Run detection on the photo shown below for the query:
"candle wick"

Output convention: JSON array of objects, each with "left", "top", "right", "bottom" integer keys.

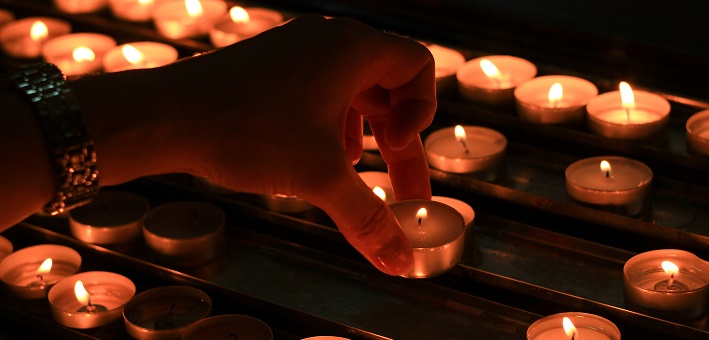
[
  {"left": 625, "top": 108, "right": 631, "bottom": 123},
  {"left": 36, "top": 274, "right": 44, "bottom": 281},
  {"left": 571, "top": 332, "right": 576, "bottom": 340},
  {"left": 494, "top": 78, "right": 501, "bottom": 90},
  {"left": 418, "top": 217, "right": 422, "bottom": 225},
  {"left": 459, "top": 140, "right": 470, "bottom": 154},
  {"left": 605, "top": 171, "right": 610, "bottom": 178}
]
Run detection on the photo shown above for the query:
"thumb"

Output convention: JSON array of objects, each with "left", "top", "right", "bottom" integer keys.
[{"left": 308, "top": 167, "right": 414, "bottom": 276}]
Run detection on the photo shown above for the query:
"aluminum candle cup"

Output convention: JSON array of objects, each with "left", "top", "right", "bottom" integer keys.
[
  {"left": 685, "top": 109, "right": 709, "bottom": 156},
  {"left": 261, "top": 194, "right": 314, "bottom": 213},
  {"left": 0, "top": 235, "right": 12, "bottom": 262},
  {"left": 0, "top": 244, "right": 81, "bottom": 299},
  {"left": 69, "top": 191, "right": 149, "bottom": 245},
  {"left": 358, "top": 171, "right": 395, "bottom": 204},
  {"left": 209, "top": 7, "right": 283, "bottom": 47},
  {"left": 586, "top": 90, "right": 671, "bottom": 140},
  {"left": 0, "top": 17, "right": 71, "bottom": 59},
  {"left": 526, "top": 312, "right": 620, "bottom": 340},
  {"left": 182, "top": 314, "right": 273, "bottom": 340},
  {"left": 624, "top": 249, "right": 709, "bottom": 322},
  {"left": 42, "top": 33, "right": 117, "bottom": 77},
  {"left": 424, "top": 125, "right": 507, "bottom": 180},
  {"left": 514, "top": 75, "right": 598, "bottom": 125},
  {"left": 432, "top": 196, "right": 475, "bottom": 230},
  {"left": 426, "top": 44, "right": 465, "bottom": 97},
  {"left": 103, "top": 42, "right": 178, "bottom": 72},
  {"left": 457, "top": 55, "right": 536, "bottom": 105},
  {"left": 109, "top": 0, "right": 156, "bottom": 22},
  {"left": 123, "top": 286, "right": 212, "bottom": 339},
  {"left": 53, "top": 0, "right": 107, "bottom": 14},
  {"left": 49, "top": 271, "right": 135, "bottom": 328},
  {"left": 143, "top": 201, "right": 225, "bottom": 267},
  {"left": 390, "top": 200, "right": 465, "bottom": 278},
  {"left": 153, "top": 0, "right": 227, "bottom": 39}
]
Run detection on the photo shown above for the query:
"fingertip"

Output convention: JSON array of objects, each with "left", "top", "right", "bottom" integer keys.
[
  {"left": 374, "top": 231, "right": 414, "bottom": 276},
  {"left": 384, "top": 99, "right": 435, "bottom": 151}
]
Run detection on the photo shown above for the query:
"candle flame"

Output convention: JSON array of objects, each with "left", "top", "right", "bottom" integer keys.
[
  {"left": 416, "top": 208, "right": 427, "bottom": 225},
  {"left": 662, "top": 261, "right": 679, "bottom": 278},
  {"left": 600, "top": 160, "right": 612, "bottom": 178},
  {"left": 548, "top": 82, "right": 563, "bottom": 104},
  {"left": 454, "top": 125, "right": 467, "bottom": 143},
  {"left": 185, "top": 0, "right": 204, "bottom": 18},
  {"left": 230, "top": 6, "right": 250, "bottom": 23},
  {"left": 72, "top": 47, "right": 95, "bottom": 62},
  {"left": 138, "top": 0, "right": 153, "bottom": 4},
  {"left": 372, "top": 186, "right": 386, "bottom": 202},
  {"left": 74, "top": 280, "right": 90, "bottom": 305},
  {"left": 122, "top": 44, "right": 144, "bottom": 65},
  {"left": 30, "top": 21, "right": 48, "bottom": 41},
  {"left": 619, "top": 81, "right": 636, "bottom": 110},
  {"left": 562, "top": 317, "right": 577, "bottom": 339},
  {"left": 37, "top": 258, "right": 52, "bottom": 275},
  {"left": 479, "top": 59, "right": 501, "bottom": 81}
]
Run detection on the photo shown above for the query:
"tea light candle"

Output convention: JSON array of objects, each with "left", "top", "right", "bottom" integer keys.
[
  {"left": 390, "top": 200, "right": 465, "bottom": 278},
  {"left": 261, "top": 194, "right": 314, "bottom": 214},
  {"left": 514, "top": 75, "right": 598, "bottom": 125},
  {"left": 0, "top": 9, "right": 14, "bottom": 27},
  {"left": 624, "top": 249, "right": 709, "bottom": 322},
  {"left": 0, "top": 235, "right": 12, "bottom": 262},
  {"left": 42, "top": 33, "right": 116, "bottom": 77},
  {"left": 123, "top": 286, "right": 212, "bottom": 339},
  {"left": 424, "top": 125, "right": 507, "bottom": 176},
  {"left": 358, "top": 171, "right": 395, "bottom": 204},
  {"left": 526, "top": 312, "right": 620, "bottom": 340},
  {"left": 53, "top": 0, "right": 108, "bottom": 14},
  {"left": 69, "top": 191, "right": 150, "bottom": 245},
  {"left": 0, "top": 244, "right": 81, "bottom": 299},
  {"left": 153, "top": 0, "right": 227, "bottom": 39},
  {"left": 143, "top": 201, "right": 225, "bottom": 267},
  {"left": 209, "top": 6, "right": 283, "bottom": 47},
  {"left": 182, "top": 314, "right": 273, "bottom": 339},
  {"left": 587, "top": 82, "right": 671, "bottom": 140},
  {"left": 48, "top": 271, "right": 135, "bottom": 329},
  {"left": 457, "top": 55, "right": 536, "bottom": 105},
  {"left": 0, "top": 17, "right": 71, "bottom": 59},
  {"left": 425, "top": 44, "right": 465, "bottom": 96},
  {"left": 685, "top": 109, "right": 709, "bottom": 156},
  {"left": 565, "top": 156, "right": 652, "bottom": 217},
  {"left": 103, "top": 42, "right": 178, "bottom": 72},
  {"left": 109, "top": 0, "right": 156, "bottom": 22}
]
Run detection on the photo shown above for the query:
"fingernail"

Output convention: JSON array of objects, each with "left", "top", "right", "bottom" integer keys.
[{"left": 375, "top": 236, "right": 413, "bottom": 276}]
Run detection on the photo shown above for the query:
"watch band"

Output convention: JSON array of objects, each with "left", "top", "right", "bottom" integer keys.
[{"left": 4, "top": 63, "right": 99, "bottom": 215}]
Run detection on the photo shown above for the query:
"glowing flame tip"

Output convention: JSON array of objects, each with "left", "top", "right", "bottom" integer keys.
[
  {"left": 72, "top": 47, "right": 95, "bottom": 62},
  {"left": 37, "top": 258, "right": 52, "bottom": 274},
  {"left": 619, "top": 81, "right": 636, "bottom": 109},
  {"left": 122, "top": 44, "right": 144, "bottom": 65},
  {"left": 185, "top": 0, "right": 204, "bottom": 17},
  {"left": 230, "top": 6, "right": 250, "bottom": 23},
  {"left": 373, "top": 186, "right": 386, "bottom": 201},
  {"left": 548, "top": 82, "right": 563, "bottom": 103},
  {"left": 662, "top": 261, "right": 679, "bottom": 277},
  {"left": 454, "top": 125, "right": 467, "bottom": 142},
  {"left": 30, "top": 21, "right": 48, "bottom": 41},
  {"left": 562, "top": 317, "right": 577, "bottom": 338},
  {"left": 74, "top": 280, "right": 90, "bottom": 305},
  {"left": 480, "top": 59, "right": 501, "bottom": 80}
]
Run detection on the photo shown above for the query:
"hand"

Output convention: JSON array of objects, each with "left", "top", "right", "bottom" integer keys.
[{"left": 74, "top": 15, "right": 436, "bottom": 276}]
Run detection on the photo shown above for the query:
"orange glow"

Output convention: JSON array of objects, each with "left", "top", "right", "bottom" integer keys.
[
  {"left": 74, "top": 280, "right": 90, "bottom": 305},
  {"left": 229, "top": 6, "right": 250, "bottom": 23},
  {"left": 600, "top": 160, "right": 611, "bottom": 177},
  {"left": 619, "top": 81, "right": 636, "bottom": 110},
  {"left": 185, "top": 0, "right": 203, "bottom": 18},
  {"left": 562, "top": 317, "right": 577, "bottom": 338},
  {"left": 72, "top": 47, "right": 95, "bottom": 62},
  {"left": 548, "top": 82, "right": 563, "bottom": 105},
  {"left": 138, "top": 0, "right": 153, "bottom": 4},
  {"left": 30, "top": 21, "right": 48, "bottom": 41},
  {"left": 479, "top": 59, "right": 501, "bottom": 81},
  {"left": 121, "top": 44, "right": 144, "bottom": 65},
  {"left": 454, "top": 125, "right": 467, "bottom": 143},
  {"left": 662, "top": 261, "right": 679, "bottom": 278},
  {"left": 416, "top": 208, "right": 427, "bottom": 225},
  {"left": 37, "top": 258, "right": 52, "bottom": 275},
  {"left": 372, "top": 186, "right": 386, "bottom": 202}
]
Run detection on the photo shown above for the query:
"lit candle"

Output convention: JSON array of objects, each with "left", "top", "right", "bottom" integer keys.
[
  {"left": 685, "top": 109, "right": 709, "bottom": 156},
  {"left": 261, "top": 194, "right": 314, "bottom": 214},
  {"left": 0, "top": 235, "right": 12, "bottom": 262},
  {"left": 48, "top": 271, "right": 135, "bottom": 329},
  {"left": 0, "top": 17, "right": 71, "bottom": 59},
  {"left": 69, "top": 191, "right": 150, "bottom": 246},
  {"left": 42, "top": 33, "right": 117, "bottom": 76},
  {"left": 182, "top": 314, "right": 273, "bottom": 339},
  {"left": 425, "top": 44, "right": 465, "bottom": 96},
  {"left": 457, "top": 55, "right": 536, "bottom": 105},
  {"left": 624, "top": 249, "right": 709, "bottom": 322},
  {"left": 515, "top": 75, "right": 598, "bottom": 125},
  {"left": 0, "top": 244, "right": 81, "bottom": 299},
  {"left": 103, "top": 42, "right": 178, "bottom": 72},
  {"left": 108, "top": 0, "right": 155, "bottom": 22},
  {"left": 53, "top": 0, "right": 108, "bottom": 14},
  {"left": 424, "top": 125, "right": 507, "bottom": 177},
  {"left": 358, "top": 171, "right": 395, "bottom": 204},
  {"left": 527, "top": 313, "right": 620, "bottom": 340},
  {"left": 209, "top": 6, "right": 283, "bottom": 48},
  {"left": 153, "top": 0, "right": 227, "bottom": 39},
  {"left": 142, "top": 201, "right": 226, "bottom": 267},
  {"left": 389, "top": 200, "right": 465, "bottom": 278},
  {"left": 123, "top": 286, "right": 212, "bottom": 339},
  {"left": 586, "top": 82, "right": 671, "bottom": 140},
  {"left": 565, "top": 156, "right": 652, "bottom": 217}
]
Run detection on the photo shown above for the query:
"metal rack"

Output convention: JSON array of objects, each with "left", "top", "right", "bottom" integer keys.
[{"left": 1, "top": 0, "right": 708, "bottom": 338}]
